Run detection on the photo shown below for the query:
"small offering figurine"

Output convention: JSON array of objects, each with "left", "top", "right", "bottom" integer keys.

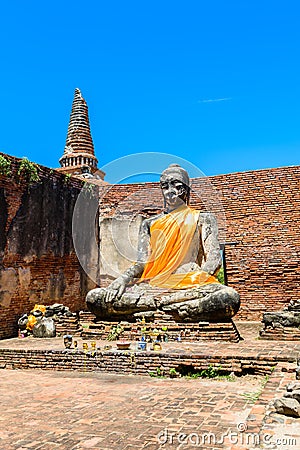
[
  {"left": 153, "top": 341, "right": 162, "bottom": 351},
  {"left": 63, "top": 334, "right": 73, "bottom": 349},
  {"left": 82, "top": 342, "right": 88, "bottom": 351},
  {"left": 137, "top": 335, "right": 147, "bottom": 351}
]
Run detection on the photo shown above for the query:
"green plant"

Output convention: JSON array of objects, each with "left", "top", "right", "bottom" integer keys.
[
  {"left": 263, "top": 374, "right": 270, "bottom": 385},
  {"left": 107, "top": 323, "right": 124, "bottom": 341},
  {"left": 17, "top": 157, "right": 40, "bottom": 184},
  {"left": 177, "top": 364, "right": 223, "bottom": 379},
  {"left": 63, "top": 173, "right": 72, "bottom": 184},
  {"left": 199, "top": 364, "right": 221, "bottom": 378},
  {"left": 169, "top": 368, "right": 179, "bottom": 378},
  {"left": 217, "top": 373, "right": 236, "bottom": 382},
  {"left": 149, "top": 367, "right": 165, "bottom": 378},
  {"left": 0, "top": 155, "right": 11, "bottom": 176},
  {"left": 216, "top": 266, "right": 225, "bottom": 284},
  {"left": 83, "top": 181, "right": 97, "bottom": 199},
  {"left": 241, "top": 374, "right": 270, "bottom": 404},
  {"left": 241, "top": 390, "right": 261, "bottom": 404}
]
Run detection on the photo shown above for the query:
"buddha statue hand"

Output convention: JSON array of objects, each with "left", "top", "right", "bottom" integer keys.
[{"left": 105, "top": 276, "right": 127, "bottom": 302}]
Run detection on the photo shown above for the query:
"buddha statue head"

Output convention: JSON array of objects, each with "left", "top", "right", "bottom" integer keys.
[{"left": 160, "top": 164, "right": 190, "bottom": 209}]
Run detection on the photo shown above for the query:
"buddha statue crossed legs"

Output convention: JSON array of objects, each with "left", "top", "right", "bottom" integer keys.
[{"left": 86, "top": 164, "right": 240, "bottom": 322}]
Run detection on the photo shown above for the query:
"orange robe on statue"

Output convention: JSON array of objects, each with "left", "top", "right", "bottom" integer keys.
[{"left": 140, "top": 205, "right": 218, "bottom": 289}]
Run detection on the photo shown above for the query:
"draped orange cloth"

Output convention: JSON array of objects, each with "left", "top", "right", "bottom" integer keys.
[{"left": 140, "top": 205, "right": 218, "bottom": 289}]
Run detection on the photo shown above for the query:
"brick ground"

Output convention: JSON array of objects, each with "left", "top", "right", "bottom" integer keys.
[
  {"left": 0, "top": 369, "right": 264, "bottom": 450},
  {"left": 0, "top": 322, "right": 299, "bottom": 450},
  {"left": 250, "top": 367, "right": 300, "bottom": 450}
]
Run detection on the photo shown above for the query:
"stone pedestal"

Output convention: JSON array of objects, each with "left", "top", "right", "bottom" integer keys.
[
  {"left": 260, "top": 300, "right": 300, "bottom": 341},
  {"left": 79, "top": 311, "right": 241, "bottom": 342}
]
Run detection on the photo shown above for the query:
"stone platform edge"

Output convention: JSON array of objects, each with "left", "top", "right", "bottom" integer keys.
[{"left": 0, "top": 346, "right": 296, "bottom": 377}]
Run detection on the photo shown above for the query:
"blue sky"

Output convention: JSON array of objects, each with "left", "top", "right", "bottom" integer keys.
[{"left": 1, "top": 0, "right": 299, "bottom": 182}]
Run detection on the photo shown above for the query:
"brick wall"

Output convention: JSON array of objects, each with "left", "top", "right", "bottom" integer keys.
[
  {"left": 98, "top": 166, "right": 300, "bottom": 321},
  {"left": 0, "top": 347, "right": 281, "bottom": 376},
  {"left": 0, "top": 154, "right": 96, "bottom": 339},
  {"left": 1, "top": 152, "right": 299, "bottom": 335}
]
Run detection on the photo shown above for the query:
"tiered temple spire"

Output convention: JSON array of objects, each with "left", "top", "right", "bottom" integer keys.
[{"left": 58, "top": 88, "right": 103, "bottom": 177}]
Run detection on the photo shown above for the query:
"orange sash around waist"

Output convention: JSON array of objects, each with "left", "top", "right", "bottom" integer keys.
[{"left": 140, "top": 205, "right": 218, "bottom": 289}]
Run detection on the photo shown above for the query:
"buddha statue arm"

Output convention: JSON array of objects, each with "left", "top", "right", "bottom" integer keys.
[{"left": 199, "top": 213, "right": 222, "bottom": 276}]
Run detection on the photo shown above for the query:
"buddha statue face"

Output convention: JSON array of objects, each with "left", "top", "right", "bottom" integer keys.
[{"left": 160, "top": 164, "right": 190, "bottom": 211}]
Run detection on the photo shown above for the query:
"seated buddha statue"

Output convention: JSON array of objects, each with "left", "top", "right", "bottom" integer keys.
[{"left": 86, "top": 164, "right": 240, "bottom": 322}]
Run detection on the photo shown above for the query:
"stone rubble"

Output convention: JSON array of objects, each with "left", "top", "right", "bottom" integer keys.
[
  {"left": 260, "top": 299, "right": 300, "bottom": 340},
  {"left": 274, "top": 381, "right": 300, "bottom": 418},
  {"left": 18, "top": 303, "right": 81, "bottom": 338}
]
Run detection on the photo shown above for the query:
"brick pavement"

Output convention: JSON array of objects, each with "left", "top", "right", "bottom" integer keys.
[
  {"left": 0, "top": 369, "right": 265, "bottom": 450},
  {"left": 0, "top": 322, "right": 299, "bottom": 449},
  {"left": 247, "top": 366, "right": 300, "bottom": 450}
]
